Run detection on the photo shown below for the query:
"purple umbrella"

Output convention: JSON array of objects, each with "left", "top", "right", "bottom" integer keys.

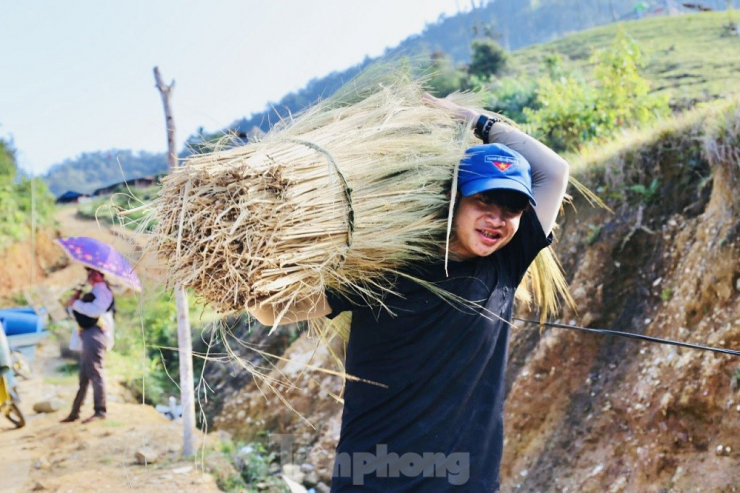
[{"left": 56, "top": 236, "right": 141, "bottom": 292}]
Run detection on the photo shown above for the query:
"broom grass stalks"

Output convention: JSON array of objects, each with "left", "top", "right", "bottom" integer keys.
[
  {"left": 142, "top": 69, "right": 574, "bottom": 339},
  {"left": 147, "top": 74, "right": 471, "bottom": 313}
]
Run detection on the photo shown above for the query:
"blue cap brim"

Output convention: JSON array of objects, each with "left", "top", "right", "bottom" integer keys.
[{"left": 459, "top": 177, "right": 537, "bottom": 206}]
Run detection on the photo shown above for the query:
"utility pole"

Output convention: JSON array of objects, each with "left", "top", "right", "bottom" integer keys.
[
  {"left": 30, "top": 165, "right": 36, "bottom": 286},
  {"left": 153, "top": 66, "right": 196, "bottom": 458}
]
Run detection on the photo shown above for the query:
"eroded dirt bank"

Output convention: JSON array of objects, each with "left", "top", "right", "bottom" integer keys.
[
  {"left": 501, "top": 104, "right": 740, "bottom": 492},
  {"left": 211, "top": 103, "right": 740, "bottom": 491}
]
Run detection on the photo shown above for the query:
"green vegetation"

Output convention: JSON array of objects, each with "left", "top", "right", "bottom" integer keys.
[
  {"left": 43, "top": 149, "right": 166, "bottom": 197},
  {"left": 107, "top": 291, "right": 183, "bottom": 405},
  {"left": 0, "top": 139, "right": 56, "bottom": 250},
  {"left": 628, "top": 178, "right": 661, "bottom": 205},
  {"left": 76, "top": 184, "right": 159, "bottom": 231},
  {"left": 214, "top": 438, "right": 288, "bottom": 493},
  {"left": 43, "top": 374, "right": 77, "bottom": 386},
  {"left": 427, "top": 30, "right": 672, "bottom": 153},
  {"left": 427, "top": 37, "right": 509, "bottom": 95},
  {"left": 523, "top": 34, "right": 670, "bottom": 151},
  {"left": 660, "top": 288, "right": 673, "bottom": 302},
  {"left": 425, "top": 13, "right": 739, "bottom": 155},
  {"left": 426, "top": 52, "right": 468, "bottom": 97},
  {"left": 55, "top": 361, "right": 80, "bottom": 375},
  {"left": 586, "top": 224, "right": 604, "bottom": 245},
  {"left": 573, "top": 95, "right": 738, "bottom": 212},
  {"left": 468, "top": 38, "right": 508, "bottom": 81},
  {"left": 509, "top": 11, "right": 740, "bottom": 105}
]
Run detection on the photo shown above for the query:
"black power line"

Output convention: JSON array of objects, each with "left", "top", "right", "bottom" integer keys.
[{"left": 514, "top": 318, "right": 740, "bottom": 357}]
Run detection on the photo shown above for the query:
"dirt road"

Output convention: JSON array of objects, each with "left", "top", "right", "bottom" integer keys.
[
  {"left": 0, "top": 206, "right": 224, "bottom": 492},
  {"left": 0, "top": 340, "right": 222, "bottom": 493}
]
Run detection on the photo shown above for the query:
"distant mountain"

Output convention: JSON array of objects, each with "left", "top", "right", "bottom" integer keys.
[
  {"left": 43, "top": 150, "right": 167, "bottom": 197},
  {"left": 216, "top": 0, "right": 640, "bottom": 141},
  {"left": 46, "top": 0, "right": 739, "bottom": 188}
]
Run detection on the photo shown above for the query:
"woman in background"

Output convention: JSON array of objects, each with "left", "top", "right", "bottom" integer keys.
[{"left": 60, "top": 268, "right": 115, "bottom": 424}]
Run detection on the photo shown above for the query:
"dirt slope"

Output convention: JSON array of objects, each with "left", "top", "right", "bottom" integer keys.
[
  {"left": 0, "top": 341, "right": 221, "bottom": 493},
  {"left": 500, "top": 103, "right": 740, "bottom": 491}
]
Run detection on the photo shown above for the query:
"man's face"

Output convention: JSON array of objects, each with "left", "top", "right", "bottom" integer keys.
[{"left": 449, "top": 192, "right": 523, "bottom": 260}]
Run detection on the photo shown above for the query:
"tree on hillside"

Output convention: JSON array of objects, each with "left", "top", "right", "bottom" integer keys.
[
  {"left": 468, "top": 38, "right": 508, "bottom": 79},
  {"left": 0, "top": 138, "right": 55, "bottom": 249},
  {"left": 524, "top": 34, "right": 670, "bottom": 151},
  {"left": 426, "top": 51, "right": 467, "bottom": 97},
  {"left": 0, "top": 139, "right": 17, "bottom": 180}
]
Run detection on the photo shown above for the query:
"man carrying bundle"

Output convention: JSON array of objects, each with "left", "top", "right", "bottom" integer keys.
[{"left": 252, "top": 94, "right": 568, "bottom": 492}]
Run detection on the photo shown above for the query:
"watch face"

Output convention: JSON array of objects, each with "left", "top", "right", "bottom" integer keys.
[{"left": 475, "top": 115, "right": 489, "bottom": 138}]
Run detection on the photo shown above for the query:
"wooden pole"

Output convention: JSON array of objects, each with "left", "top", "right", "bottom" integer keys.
[
  {"left": 30, "top": 166, "right": 36, "bottom": 286},
  {"left": 153, "top": 66, "right": 196, "bottom": 458},
  {"left": 154, "top": 67, "right": 178, "bottom": 173},
  {"left": 174, "top": 282, "right": 195, "bottom": 457}
]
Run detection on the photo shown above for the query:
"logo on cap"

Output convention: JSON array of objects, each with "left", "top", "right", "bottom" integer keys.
[{"left": 485, "top": 155, "right": 516, "bottom": 172}]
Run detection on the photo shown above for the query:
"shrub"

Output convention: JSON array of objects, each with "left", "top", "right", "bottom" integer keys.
[
  {"left": 486, "top": 76, "right": 539, "bottom": 123},
  {"left": 426, "top": 51, "right": 467, "bottom": 97},
  {"left": 468, "top": 38, "right": 508, "bottom": 80},
  {"left": 525, "top": 33, "right": 670, "bottom": 152},
  {"left": 524, "top": 72, "right": 599, "bottom": 151},
  {"left": 0, "top": 139, "right": 56, "bottom": 249}
]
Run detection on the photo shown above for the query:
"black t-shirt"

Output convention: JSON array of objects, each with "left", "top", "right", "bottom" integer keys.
[{"left": 325, "top": 209, "right": 551, "bottom": 492}]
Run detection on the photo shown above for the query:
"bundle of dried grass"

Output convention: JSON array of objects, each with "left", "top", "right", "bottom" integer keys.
[
  {"left": 148, "top": 71, "right": 477, "bottom": 316},
  {"left": 143, "top": 68, "right": 572, "bottom": 328}
]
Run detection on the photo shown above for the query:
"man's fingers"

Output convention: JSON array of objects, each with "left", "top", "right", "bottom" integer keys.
[
  {"left": 421, "top": 92, "right": 439, "bottom": 106},
  {"left": 421, "top": 93, "right": 478, "bottom": 122}
]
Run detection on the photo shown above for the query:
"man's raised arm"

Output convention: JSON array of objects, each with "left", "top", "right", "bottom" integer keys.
[
  {"left": 488, "top": 124, "right": 569, "bottom": 236},
  {"left": 422, "top": 93, "right": 569, "bottom": 235}
]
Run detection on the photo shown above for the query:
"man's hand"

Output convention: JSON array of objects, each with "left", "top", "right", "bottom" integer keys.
[
  {"left": 422, "top": 93, "right": 480, "bottom": 123},
  {"left": 247, "top": 292, "right": 331, "bottom": 326}
]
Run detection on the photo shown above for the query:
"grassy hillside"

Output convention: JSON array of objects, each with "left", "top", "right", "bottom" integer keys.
[{"left": 509, "top": 11, "right": 740, "bottom": 104}]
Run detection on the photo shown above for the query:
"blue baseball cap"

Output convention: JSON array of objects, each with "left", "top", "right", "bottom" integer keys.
[{"left": 458, "top": 143, "right": 536, "bottom": 206}]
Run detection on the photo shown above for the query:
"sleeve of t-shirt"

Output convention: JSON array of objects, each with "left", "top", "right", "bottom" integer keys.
[
  {"left": 498, "top": 207, "right": 553, "bottom": 283},
  {"left": 325, "top": 288, "right": 360, "bottom": 319}
]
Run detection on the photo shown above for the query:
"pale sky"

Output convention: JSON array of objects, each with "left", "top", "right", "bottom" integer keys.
[{"left": 1, "top": 0, "right": 471, "bottom": 175}]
